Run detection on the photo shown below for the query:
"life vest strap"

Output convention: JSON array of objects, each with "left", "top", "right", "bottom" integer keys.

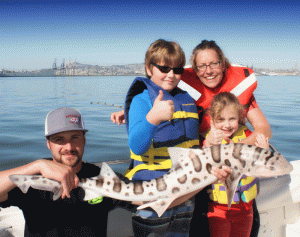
[
  {"left": 238, "top": 177, "right": 259, "bottom": 193},
  {"left": 172, "top": 111, "right": 199, "bottom": 120},
  {"left": 124, "top": 160, "right": 172, "bottom": 179},
  {"left": 231, "top": 73, "right": 256, "bottom": 97},
  {"left": 134, "top": 139, "right": 200, "bottom": 158},
  {"left": 125, "top": 139, "right": 199, "bottom": 179}
]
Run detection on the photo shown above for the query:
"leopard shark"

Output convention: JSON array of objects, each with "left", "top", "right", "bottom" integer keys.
[{"left": 9, "top": 143, "right": 293, "bottom": 217}]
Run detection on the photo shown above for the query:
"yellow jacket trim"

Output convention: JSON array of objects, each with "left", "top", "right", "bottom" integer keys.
[
  {"left": 172, "top": 111, "right": 199, "bottom": 120},
  {"left": 125, "top": 139, "right": 199, "bottom": 179}
]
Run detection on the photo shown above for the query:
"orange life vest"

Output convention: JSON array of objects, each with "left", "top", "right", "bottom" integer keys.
[{"left": 179, "top": 65, "right": 257, "bottom": 134}]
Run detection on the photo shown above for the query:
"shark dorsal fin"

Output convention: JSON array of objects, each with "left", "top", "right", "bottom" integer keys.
[
  {"left": 168, "top": 147, "right": 189, "bottom": 172},
  {"left": 99, "top": 162, "right": 118, "bottom": 178}
]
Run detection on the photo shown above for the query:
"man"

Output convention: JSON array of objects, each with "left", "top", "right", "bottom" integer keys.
[{"left": 0, "top": 107, "right": 132, "bottom": 236}]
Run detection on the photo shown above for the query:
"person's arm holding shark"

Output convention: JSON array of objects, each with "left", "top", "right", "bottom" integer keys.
[{"left": 0, "top": 159, "right": 78, "bottom": 203}]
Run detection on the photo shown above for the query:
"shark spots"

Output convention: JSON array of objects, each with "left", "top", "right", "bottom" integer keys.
[
  {"left": 156, "top": 177, "right": 167, "bottom": 191},
  {"left": 177, "top": 174, "right": 187, "bottom": 184},
  {"left": 189, "top": 150, "right": 202, "bottom": 172},
  {"left": 253, "top": 147, "right": 263, "bottom": 160},
  {"left": 96, "top": 177, "right": 104, "bottom": 188},
  {"left": 174, "top": 163, "right": 183, "bottom": 171},
  {"left": 206, "top": 163, "right": 212, "bottom": 174},
  {"left": 264, "top": 152, "right": 275, "bottom": 165},
  {"left": 233, "top": 143, "right": 246, "bottom": 168},
  {"left": 233, "top": 143, "right": 243, "bottom": 159},
  {"left": 133, "top": 182, "right": 144, "bottom": 195},
  {"left": 224, "top": 159, "right": 231, "bottom": 167},
  {"left": 211, "top": 145, "right": 221, "bottom": 163},
  {"left": 172, "top": 187, "right": 180, "bottom": 194},
  {"left": 192, "top": 178, "right": 200, "bottom": 185},
  {"left": 113, "top": 177, "right": 122, "bottom": 193}
]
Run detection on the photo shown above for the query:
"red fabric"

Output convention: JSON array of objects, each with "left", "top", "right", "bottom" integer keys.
[
  {"left": 208, "top": 203, "right": 253, "bottom": 237},
  {"left": 181, "top": 66, "right": 258, "bottom": 134}
]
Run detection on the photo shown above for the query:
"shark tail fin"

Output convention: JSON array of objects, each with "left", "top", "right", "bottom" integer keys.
[
  {"left": 137, "top": 197, "right": 176, "bottom": 217},
  {"left": 9, "top": 175, "right": 31, "bottom": 194}
]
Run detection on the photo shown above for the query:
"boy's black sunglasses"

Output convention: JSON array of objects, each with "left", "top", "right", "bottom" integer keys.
[{"left": 151, "top": 63, "right": 184, "bottom": 75}]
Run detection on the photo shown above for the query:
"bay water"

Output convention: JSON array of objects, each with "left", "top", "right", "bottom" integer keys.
[{"left": 1, "top": 75, "right": 299, "bottom": 173}]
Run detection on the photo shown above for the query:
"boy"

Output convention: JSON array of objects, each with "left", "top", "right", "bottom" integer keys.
[{"left": 124, "top": 39, "right": 200, "bottom": 237}]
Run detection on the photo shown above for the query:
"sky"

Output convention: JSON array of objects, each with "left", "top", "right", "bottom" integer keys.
[{"left": 1, "top": 0, "right": 299, "bottom": 70}]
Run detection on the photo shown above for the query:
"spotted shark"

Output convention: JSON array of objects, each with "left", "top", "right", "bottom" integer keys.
[{"left": 9, "top": 143, "right": 293, "bottom": 217}]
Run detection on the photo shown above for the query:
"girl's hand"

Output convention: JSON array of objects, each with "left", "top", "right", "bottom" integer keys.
[
  {"left": 205, "top": 121, "right": 224, "bottom": 147},
  {"left": 211, "top": 166, "right": 232, "bottom": 183}
]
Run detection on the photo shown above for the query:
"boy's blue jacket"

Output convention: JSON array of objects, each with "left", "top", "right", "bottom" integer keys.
[{"left": 124, "top": 77, "right": 200, "bottom": 180}]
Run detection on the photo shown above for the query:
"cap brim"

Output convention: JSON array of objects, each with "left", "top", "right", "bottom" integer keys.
[{"left": 45, "top": 128, "right": 88, "bottom": 137}]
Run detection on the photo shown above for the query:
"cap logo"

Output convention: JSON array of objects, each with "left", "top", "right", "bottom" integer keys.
[
  {"left": 70, "top": 117, "right": 79, "bottom": 123},
  {"left": 66, "top": 114, "right": 79, "bottom": 124}
]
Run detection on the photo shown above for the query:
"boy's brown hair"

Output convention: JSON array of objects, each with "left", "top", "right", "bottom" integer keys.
[{"left": 145, "top": 39, "right": 185, "bottom": 79}]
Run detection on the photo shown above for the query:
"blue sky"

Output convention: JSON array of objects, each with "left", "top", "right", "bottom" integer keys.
[{"left": 1, "top": 0, "right": 299, "bottom": 70}]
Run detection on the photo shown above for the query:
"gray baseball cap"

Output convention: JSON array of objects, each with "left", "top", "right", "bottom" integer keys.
[{"left": 45, "top": 107, "right": 88, "bottom": 137}]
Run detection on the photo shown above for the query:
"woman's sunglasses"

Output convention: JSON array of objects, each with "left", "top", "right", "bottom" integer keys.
[{"left": 151, "top": 63, "right": 184, "bottom": 75}]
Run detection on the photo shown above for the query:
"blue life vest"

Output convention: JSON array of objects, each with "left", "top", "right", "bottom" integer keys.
[{"left": 124, "top": 77, "right": 199, "bottom": 180}]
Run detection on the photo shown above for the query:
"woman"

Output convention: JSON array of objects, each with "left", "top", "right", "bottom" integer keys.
[
  {"left": 179, "top": 40, "right": 272, "bottom": 147},
  {"left": 182, "top": 40, "right": 271, "bottom": 237}
]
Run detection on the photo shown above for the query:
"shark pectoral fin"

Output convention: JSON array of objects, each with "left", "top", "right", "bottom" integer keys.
[
  {"left": 82, "top": 189, "right": 102, "bottom": 201},
  {"left": 137, "top": 197, "right": 176, "bottom": 217},
  {"left": 223, "top": 174, "right": 243, "bottom": 209}
]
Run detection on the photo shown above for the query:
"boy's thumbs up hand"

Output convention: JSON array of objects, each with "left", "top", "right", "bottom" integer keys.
[
  {"left": 154, "top": 89, "right": 164, "bottom": 103},
  {"left": 147, "top": 90, "right": 175, "bottom": 125}
]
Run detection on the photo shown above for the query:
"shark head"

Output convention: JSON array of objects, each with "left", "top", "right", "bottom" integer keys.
[
  {"left": 168, "top": 144, "right": 293, "bottom": 210},
  {"left": 243, "top": 147, "right": 293, "bottom": 178}
]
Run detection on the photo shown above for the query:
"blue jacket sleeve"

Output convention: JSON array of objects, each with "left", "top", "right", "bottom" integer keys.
[{"left": 128, "top": 90, "right": 158, "bottom": 155}]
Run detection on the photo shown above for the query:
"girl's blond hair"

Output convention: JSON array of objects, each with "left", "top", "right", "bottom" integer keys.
[{"left": 209, "top": 92, "right": 246, "bottom": 125}]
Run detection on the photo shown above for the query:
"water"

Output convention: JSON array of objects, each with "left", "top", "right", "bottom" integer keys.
[{"left": 1, "top": 75, "right": 299, "bottom": 173}]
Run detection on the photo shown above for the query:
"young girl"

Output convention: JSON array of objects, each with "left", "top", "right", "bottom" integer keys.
[{"left": 204, "top": 92, "right": 269, "bottom": 237}]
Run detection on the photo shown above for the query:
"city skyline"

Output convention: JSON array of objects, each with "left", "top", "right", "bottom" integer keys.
[{"left": 1, "top": 0, "right": 299, "bottom": 70}]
